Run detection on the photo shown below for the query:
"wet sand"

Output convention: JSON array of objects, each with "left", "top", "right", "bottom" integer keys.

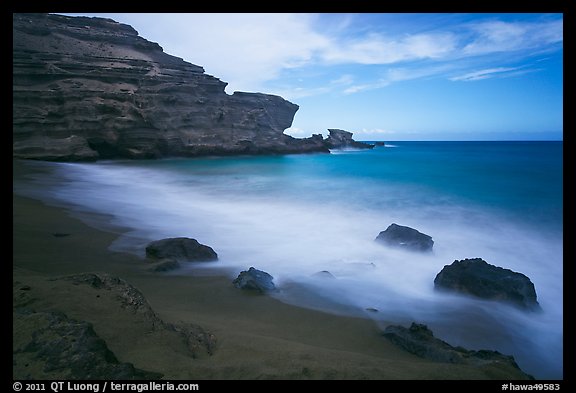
[{"left": 13, "top": 160, "right": 531, "bottom": 380}]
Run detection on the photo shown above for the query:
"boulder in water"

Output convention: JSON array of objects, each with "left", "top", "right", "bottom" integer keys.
[
  {"left": 145, "top": 237, "right": 218, "bottom": 262},
  {"left": 233, "top": 267, "right": 276, "bottom": 293},
  {"left": 434, "top": 258, "right": 541, "bottom": 311},
  {"left": 375, "top": 223, "right": 434, "bottom": 252}
]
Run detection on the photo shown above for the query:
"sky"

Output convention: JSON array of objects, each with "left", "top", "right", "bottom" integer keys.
[{"left": 62, "top": 13, "right": 563, "bottom": 141}]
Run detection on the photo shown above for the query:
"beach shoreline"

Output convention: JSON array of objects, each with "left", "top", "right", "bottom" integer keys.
[{"left": 12, "top": 159, "right": 534, "bottom": 380}]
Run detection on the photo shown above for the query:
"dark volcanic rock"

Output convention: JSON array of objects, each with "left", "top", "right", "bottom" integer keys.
[
  {"left": 12, "top": 13, "right": 330, "bottom": 161},
  {"left": 434, "top": 258, "right": 541, "bottom": 311},
  {"left": 13, "top": 309, "right": 163, "bottom": 380},
  {"left": 383, "top": 322, "right": 533, "bottom": 379},
  {"left": 375, "top": 223, "right": 434, "bottom": 252},
  {"left": 233, "top": 267, "right": 276, "bottom": 293},
  {"left": 324, "top": 129, "right": 374, "bottom": 149},
  {"left": 145, "top": 237, "right": 218, "bottom": 262},
  {"left": 312, "top": 270, "right": 336, "bottom": 279}
]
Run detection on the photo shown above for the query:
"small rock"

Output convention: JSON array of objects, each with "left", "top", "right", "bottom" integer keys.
[
  {"left": 375, "top": 223, "right": 434, "bottom": 252},
  {"left": 233, "top": 267, "right": 276, "bottom": 293},
  {"left": 145, "top": 237, "right": 218, "bottom": 262},
  {"left": 312, "top": 270, "right": 336, "bottom": 279}
]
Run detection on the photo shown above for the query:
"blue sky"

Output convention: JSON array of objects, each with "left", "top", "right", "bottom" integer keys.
[{"left": 62, "top": 13, "right": 563, "bottom": 141}]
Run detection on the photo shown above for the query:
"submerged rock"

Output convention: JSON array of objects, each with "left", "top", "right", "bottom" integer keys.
[
  {"left": 434, "top": 258, "right": 541, "bottom": 311},
  {"left": 383, "top": 322, "right": 533, "bottom": 379},
  {"left": 312, "top": 270, "right": 336, "bottom": 279},
  {"left": 375, "top": 223, "right": 434, "bottom": 252},
  {"left": 145, "top": 237, "right": 218, "bottom": 262},
  {"left": 233, "top": 267, "right": 276, "bottom": 293}
]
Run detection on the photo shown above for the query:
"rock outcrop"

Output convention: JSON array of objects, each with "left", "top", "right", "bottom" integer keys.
[
  {"left": 13, "top": 309, "right": 163, "bottom": 380},
  {"left": 13, "top": 13, "right": 336, "bottom": 161},
  {"left": 434, "top": 258, "right": 541, "bottom": 311},
  {"left": 60, "top": 273, "right": 217, "bottom": 356},
  {"left": 145, "top": 237, "right": 218, "bottom": 262},
  {"left": 375, "top": 223, "right": 434, "bottom": 252},
  {"left": 324, "top": 129, "right": 374, "bottom": 150},
  {"left": 13, "top": 272, "right": 217, "bottom": 379},
  {"left": 233, "top": 267, "right": 276, "bottom": 293},
  {"left": 382, "top": 322, "right": 533, "bottom": 379}
]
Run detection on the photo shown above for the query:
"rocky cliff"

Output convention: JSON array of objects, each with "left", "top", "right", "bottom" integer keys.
[{"left": 13, "top": 13, "right": 353, "bottom": 161}]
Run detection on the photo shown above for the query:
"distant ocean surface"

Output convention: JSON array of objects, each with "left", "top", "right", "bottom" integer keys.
[{"left": 15, "top": 141, "right": 563, "bottom": 379}]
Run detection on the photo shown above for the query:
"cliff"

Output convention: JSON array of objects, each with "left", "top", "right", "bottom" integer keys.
[{"left": 13, "top": 13, "right": 344, "bottom": 161}]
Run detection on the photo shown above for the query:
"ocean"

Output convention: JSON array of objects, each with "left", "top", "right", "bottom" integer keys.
[{"left": 14, "top": 141, "right": 563, "bottom": 379}]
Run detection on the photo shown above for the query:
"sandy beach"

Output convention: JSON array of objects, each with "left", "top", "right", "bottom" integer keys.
[{"left": 13, "top": 160, "right": 533, "bottom": 380}]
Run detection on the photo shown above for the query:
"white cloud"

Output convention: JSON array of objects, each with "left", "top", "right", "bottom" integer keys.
[
  {"left": 86, "top": 13, "right": 330, "bottom": 94},
  {"left": 330, "top": 74, "right": 355, "bottom": 85},
  {"left": 450, "top": 66, "right": 528, "bottom": 81},
  {"left": 463, "top": 19, "right": 563, "bottom": 55},
  {"left": 343, "top": 65, "right": 453, "bottom": 94},
  {"left": 359, "top": 128, "right": 398, "bottom": 135},
  {"left": 62, "top": 13, "right": 563, "bottom": 97},
  {"left": 284, "top": 127, "right": 308, "bottom": 136},
  {"left": 320, "top": 32, "right": 457, "bottom": 65}
]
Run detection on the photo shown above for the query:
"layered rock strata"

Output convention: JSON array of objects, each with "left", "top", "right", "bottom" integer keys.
[{"left": 13, "top": 13, "right": 349, "bottom": 161}]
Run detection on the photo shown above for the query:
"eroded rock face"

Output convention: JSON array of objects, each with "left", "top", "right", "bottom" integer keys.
[
  {"left": 434, "top": 258, "right": 541, "bottom": 311},
  {"left": 12, "top": 13, "right": 329, "bottom": 161},
  {"left": 375, "top": 223, "right": 434, "bottom": 252}
]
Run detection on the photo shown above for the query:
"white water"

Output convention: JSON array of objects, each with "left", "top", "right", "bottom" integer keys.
[{"left": 14, "top": 159, "right": 563, "bottom": 379}]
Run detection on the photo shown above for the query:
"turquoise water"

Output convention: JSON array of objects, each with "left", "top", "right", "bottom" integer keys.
[{"left": 16, "top": 141, "right": 563, "bottom": 379}]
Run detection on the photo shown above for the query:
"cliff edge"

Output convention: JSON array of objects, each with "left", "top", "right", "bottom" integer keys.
[{"left": 13, "top": 13, "right": 336, "bottom": 161}]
